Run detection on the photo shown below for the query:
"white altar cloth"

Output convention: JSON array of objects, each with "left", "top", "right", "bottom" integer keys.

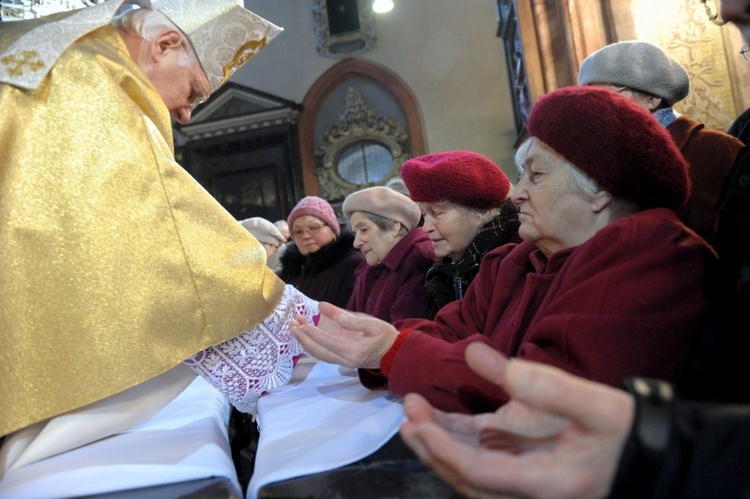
[
  {"left": 0, "top": 375, "right": 240, "bottom": 498},
  {"left": 246, "top": 359, "right": 405, "bottom": 499}
]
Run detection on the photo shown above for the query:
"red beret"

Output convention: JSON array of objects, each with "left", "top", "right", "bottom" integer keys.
[
  {"left": 401, "top": 151, "right": 511, "bottom": 209},
  {"left": 527, "top": 86, "right": 690, "bottom": 209}
]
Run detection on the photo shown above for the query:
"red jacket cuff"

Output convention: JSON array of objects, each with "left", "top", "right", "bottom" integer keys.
[{"left": 380, "top": 329, "right": 412, "bottom": 377}]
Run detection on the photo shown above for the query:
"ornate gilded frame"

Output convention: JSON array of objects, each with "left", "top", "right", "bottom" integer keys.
[{"left": 313, "top": 87, "right": 409, "bottom": 201}]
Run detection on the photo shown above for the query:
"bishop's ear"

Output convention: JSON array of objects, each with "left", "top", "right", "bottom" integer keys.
[{"left": 150, "top": 29, "right": 183, "bottom": 62}]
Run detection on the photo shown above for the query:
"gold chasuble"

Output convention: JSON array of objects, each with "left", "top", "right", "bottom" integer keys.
[{"left": 0, "top": 25, "right": 284, "bottom": 437}]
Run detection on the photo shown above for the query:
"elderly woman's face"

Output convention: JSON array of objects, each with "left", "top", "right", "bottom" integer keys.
[
  {"left": 588, "top": 84, "right": 660, "bottom": 112},
  {"left": 419, "top": 202, "right": 484, "bottom": 261},
  {"left": 291, "top": 215, "right": 336, "bottom": 255},
  {"left": 350, "top": 212, "right": 402, "bottom": 265},
  {"left": 511, "top": 141, "right": 599, "bottom": 256}
]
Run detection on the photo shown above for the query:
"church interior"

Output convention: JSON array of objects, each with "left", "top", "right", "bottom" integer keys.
[
  {"left": 176, "top": 0, "right": 750, "bottom": 221},
  {"left": 2, "top": 0, "right": 746, "bottom": 221},
  {"left": 1, "top": 1, "right": 749, "bottom": 498}
]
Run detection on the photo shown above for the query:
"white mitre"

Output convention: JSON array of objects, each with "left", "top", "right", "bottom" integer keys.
[{"left": 0, "top": 0, "right": 282, "bottom": 92}]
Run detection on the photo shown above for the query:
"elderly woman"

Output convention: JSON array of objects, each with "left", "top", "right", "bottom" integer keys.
[
  {"left": 278, "top": 196, "right": 364, "bottom": 307},
  {"left": 401, "top": 151, "right": 520, "bottom": 318},
  {"left": 343, "top": 186, "right": 435, "bottom": 322},
  {"left": 291, "top": 86, "right": 717, "bottom": 413},
  {"left": 240, "top": 217, "right": 286, "bottom": 270},
  {"left": 578, "top": 40, "right": 743, "bottom": 244}
]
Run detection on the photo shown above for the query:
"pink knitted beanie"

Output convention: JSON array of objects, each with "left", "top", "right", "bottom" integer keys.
[{"left": 287, "top": 196, "right": 340, "bottom": 236}]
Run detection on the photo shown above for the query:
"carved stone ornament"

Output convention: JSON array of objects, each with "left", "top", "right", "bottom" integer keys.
[
  {"left": 311, "top": 0, "right": 376, "bottom": 58},
  {"left": 667, "top": 1, "right": 739, "bottom": 130},
  {"left": 314, "top": 87, "right": 409, "bottom": 201}
]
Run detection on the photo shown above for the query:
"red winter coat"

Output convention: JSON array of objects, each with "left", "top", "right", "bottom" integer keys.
[
  {"left": 362, "top": 209, "right": 716, "bottom": 413},
  {"left": 346, "top": 228, "right": 435, "bottom": 322},
  {"left": 669, "top": 115, "right": 743, "bottom": 244}
]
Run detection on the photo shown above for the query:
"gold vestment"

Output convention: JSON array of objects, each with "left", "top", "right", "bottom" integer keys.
[{"left": 0, "top": 25, "right": 284, "bottom": 437}]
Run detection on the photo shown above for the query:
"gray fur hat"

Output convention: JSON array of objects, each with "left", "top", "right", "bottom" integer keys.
[{"left": 578, "top": 40, "right": 689, "bottom": 106}]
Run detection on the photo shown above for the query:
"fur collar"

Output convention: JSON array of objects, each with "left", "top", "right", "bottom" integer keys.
[{"left": 279, "top": 231, "right": 358, "bottom": 276}]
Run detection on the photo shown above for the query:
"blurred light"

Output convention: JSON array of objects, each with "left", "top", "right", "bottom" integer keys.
[
  {"left": 372, "top": 0, "right": 393, "bottom": 14},
  {"left": 1, "top": 0, "right": 106, "bottom": 21}
]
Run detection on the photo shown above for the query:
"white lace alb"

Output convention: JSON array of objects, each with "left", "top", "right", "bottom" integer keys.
[{"left": 184, "top": 285, "right": 318, "bottom": 414}]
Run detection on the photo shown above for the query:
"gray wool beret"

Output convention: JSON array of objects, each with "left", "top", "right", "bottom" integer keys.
[{"left": 578, "top": 40, "right": 690, "bottom": 106}]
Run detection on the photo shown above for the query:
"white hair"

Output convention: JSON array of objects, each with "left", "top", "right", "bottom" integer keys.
[
  {"left": 515, "top": 137, "right": 602, "bottom": 199},
  {"left": 416, "top": 199, "right": 499, "bottom": 228},
  {"left": 111, "top": 7, "right": 192, "bottom": 66}
]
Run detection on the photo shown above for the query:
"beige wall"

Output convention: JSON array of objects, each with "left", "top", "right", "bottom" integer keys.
[{"left": 235, "top": 0, "right": 520, "bottom": 179}]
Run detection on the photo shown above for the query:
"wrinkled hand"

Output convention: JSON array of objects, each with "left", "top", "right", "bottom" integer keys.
[
  {"left": 291, "top": 302, "right": 399, "bottom": 369},
  {"left": 399, "top": 342, "right": 634, "bottom": 499}
]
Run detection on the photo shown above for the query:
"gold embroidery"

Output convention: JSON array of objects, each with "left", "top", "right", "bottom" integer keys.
[
  {"left": 1, "top": 50, "right": 45, "bottom": 76},
  {"left": 221, "top": 37, "right": 268, "bottom": 86}
]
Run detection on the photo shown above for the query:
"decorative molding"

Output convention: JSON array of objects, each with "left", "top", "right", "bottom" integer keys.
[
  {"left": 313, "top": 87, "right": 408, "bottom": 201},
  {"left": 311, "top": 0, "right": 376, "bottom": 58},
  {"left": 175, "top": 83, "right": 300, "bottom": 142},
  {"left": 512, "top": 0, "right": 739, "bottom": 131},
  {"left": 665, "top": 2, "right": 739, "bottom": 130},
  {"left": 299, "top": 58, "right": 426, "bottom": 197},
  {"left": 178, "top": 108, "right": 299, "bottom": 141}
]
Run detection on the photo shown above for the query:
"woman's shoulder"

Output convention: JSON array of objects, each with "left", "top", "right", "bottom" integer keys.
[
  {"left": 481, "top": 241, "right": 529, "bottom": 267},
  {"left": 607, "top": 208, "right": 701, "bottom": 235},
  {"left": 404, "top": 229, "right": 436, "bottom": 256},
  {"left": 586, "top": 208, "right": 715, "bottom": 257},
  {"left": 384, "top": 230, "right": 435, "bottom": 269}
]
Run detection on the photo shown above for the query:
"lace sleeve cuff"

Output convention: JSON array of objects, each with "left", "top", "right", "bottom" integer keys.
[{"left": 184, "top": 285, "right": 320, "bottom": 414}]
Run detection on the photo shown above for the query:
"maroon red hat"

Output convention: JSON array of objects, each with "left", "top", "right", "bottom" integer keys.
[
  {"left": 401, "top": 151, "right": 511, "bottom": 210},
  {"left": 527, "top": 86, "right": 690, "bottom": 209}
]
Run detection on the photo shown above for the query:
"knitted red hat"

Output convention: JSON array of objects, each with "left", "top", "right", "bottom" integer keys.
[
  {"left": 527, "top": 86, "right": 690, "bottom": 209},
  {"left": 287, "top": 196, "right": 340, "bottom": 236},
  {"left": 401, "top": 151, "right": 511, "bottom": 209}
]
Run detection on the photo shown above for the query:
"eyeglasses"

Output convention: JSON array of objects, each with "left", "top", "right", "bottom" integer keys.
[
  {"left": 741, "top": 45, "right": 750, "bottom": 61},
  {"left": 188, "top": 73, "right": 210, "bottom": 109},
  {"left": 181, "top": 42, "right": 211, "bottom": 109},
  {"left": 291, "top": 223, "right": 328, "bottom": 238}
]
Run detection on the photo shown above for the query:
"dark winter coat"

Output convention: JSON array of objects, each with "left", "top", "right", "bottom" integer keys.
[
  {"left": 669, "top": 115, "right": 743, "bottom": 244},
  {"left": 278, "top": 231, "right": 364, "bottom": 308}
]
